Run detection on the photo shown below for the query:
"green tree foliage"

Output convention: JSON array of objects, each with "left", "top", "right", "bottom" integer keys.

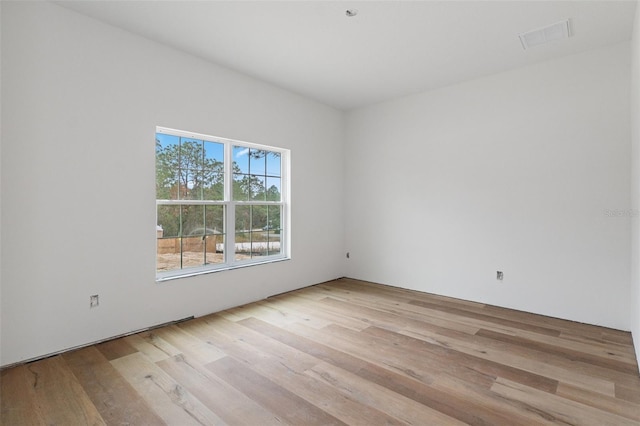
[
  {"left": 156, "top": 139, "right": 224, "bottom": 237},
  {"left": 157, "top": 142, "right": 281, "bottom": 242},
  {"left": 156, "top": 139, "right": 224, "bottom": 200}
]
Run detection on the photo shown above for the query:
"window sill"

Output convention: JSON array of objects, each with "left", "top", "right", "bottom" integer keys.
[{"left": 156, "top": 257, "right": 291, "bottom": 283}]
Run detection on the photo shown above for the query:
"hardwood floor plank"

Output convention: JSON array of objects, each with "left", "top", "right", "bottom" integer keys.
[
  {"left": 0, "top": 360, "right": 103, "bottom": 426},
  {"left": 190, "top": 314, "right": 320, "bottom": 372},
  {"left": 157, "top": 354, "right": 284, "bottom": 425},
  {"left": 458, "top": 326, "right": 640, "bottom": 389},
  {"left": 557, "top": 331, "right": 638, "bottom": 360},
  {"left": 207, "top": 356, "right": 346, "bottom": 425},
  {"left": 408, "top": 299, "right": 562, "bottom": 337},
  {"left": 432, "top": 326, "right": 640, "bottom": 388},
  {"left": 324, "top": 323, "right": 497, "bottom": 389},
  {"left": 601, "top": 331, "right": 636, "bottom": 346},
  {"left": 2, "top": 278, "right": 639, "bottom": 425},
  {"left": 616, "top": 382, "right": 640, "bottom": 404},
  {"left": 239, "top": 315, "right": 476, "bottom": 421},
  {"left": 311, "top": 286, "right": 482, "bottom": 335},
  {"left": 363, "top": 325, "right": 559, "bottom": 393},
  {"left": 212, "top": 357, "right": 409, "bottom": 426},
  {"left": 141, "top": 330, "right": 184, "bottom": 358},
  {"left": 62, "top": 346, "right": 165, "bottom": 425},
  {"left": 430, "top": 373, "right": 561, "bottom": 425},
  {"left": 399, "top": 325, "right": 618, "bottom": 396},
  {"left": 265, "top": 294, "right": 372, "bottom": 331},
  {"left": 184, "top": 318, "right": 409, "bottom": 425},
  {"left": 226, "top": 300, "right": 301, "bottom": 327},
  {"left": 306, "top": 361, "right": 467, "bottom": 425},
  {"left": 335, "top": 279, "right": 484, "bottom": 310},
  {"left": 240, "top": 316, "right": 494, "bottom": 424},
  {"left": 284, "top": 322, "right": 528, "bottom": 425},
  {"left": 5, "top": 356, "right": 107, "bottom": 426},
  {"left": 337, "top": 279, "right": 632, "bottom": 347},
  {"left": 476, "top": 328, "right": 638, "bottom": 375},
  {"left": 152, "top": 325, "right": 226, "bottom": 365},
  {"left": 491, "top": 378, "right": 639, "bottom": 426},
  {"left": 1, "top": 365, "right": 47, "bottom": 426},
  {"left": 316, "top": 295, "right": 477, "bottom": 339},
  {"left": 123, "top": 333, "right": 175, "bottom": 363},
  {"left": 556, "top": 382, "right": 640, "bottom": 421},
  {"left": 95, "top": 338, "right": 138, "bottom": 361},
  {"left": 111, "top": 352, "right": 226, "bottom": 425}
]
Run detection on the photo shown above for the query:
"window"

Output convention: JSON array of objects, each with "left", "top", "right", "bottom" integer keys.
[{"left": 156, "top": 127, "right": 289, "bottom": 280}]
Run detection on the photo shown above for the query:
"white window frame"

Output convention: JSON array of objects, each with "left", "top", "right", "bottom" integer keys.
[{"left": 156, "top": 126, "right": 290, "bottom": 281}]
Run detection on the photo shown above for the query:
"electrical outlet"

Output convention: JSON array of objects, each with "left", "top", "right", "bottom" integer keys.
[
  {"left": 496, "top": 271, "right": 504, "bottom": 280},
  {"left": 90, "top": 294, "right": 99, "bottom": 308}
]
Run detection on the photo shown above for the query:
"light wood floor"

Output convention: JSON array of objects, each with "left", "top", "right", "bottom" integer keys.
[{"left": 2, "top": 278, "right": 640, "bottom": 425}]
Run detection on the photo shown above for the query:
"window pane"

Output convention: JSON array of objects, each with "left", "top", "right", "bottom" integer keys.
[
  {"left": 203, "top": 173, "right": 224, "bottom": 200},
  {"left": 181, "top": 236, "right": 205, "bottom": 268},
  {"left": 249, "top": 149, "right": 267, "bottom": 175},
  {"left": 235, "top": 205, "right": 251, "bottom": 232},
  {"left": 267, "top": 205, "right": 281, "bottom": 231},
  {"left": 157, "top": 248, "right": 181, "bottom": 272},
  {"left": 266, "top": 205, "right": 281, "bottom": 256},
  {"left": 266, "top": 151, "right": 281, "bottom": 177},
  {"left": 157, "top": 130, "right": 287, "bottom": 276},
  {"left": 156, "top": 134, "right": 180, "bottom": 200},
  {"left": 250, "top": 231, "right": 267, "bottom": 257},
  {"left": 236, "top": 205, "right": 274, "bottom": 260},
  {"left": 181, "top": 205, "right": 205, "bottom": 237},
  {"left": 231, "top": 205, "right": 281, "bottom": 259},
  {"left": 235, "top": 232, "right": 251, "bottom": 261},
  {"left": 179, "top": 169, "right": 203, "bottom": 200},
  {"left": 181, "top": 204, "right": 207, "bottom": 269},
  {"left": 174, "top": 169, "right": 193, "bottom": 200},
  {"left": 251, "top": 205, "right": 268, "bottom": 230},
  {"left": 179, "top": 138, "right": 204, "bottom": 172},
  {"left": 233, "top": 146, "right": 249, "bottom": 174},
  {"left": 205, "top": 234, "right": 224, "bottom": 265},
  {"left": 250, "top": 175, "right": 266, "bottom": 201},
  {"left": 267, "top": 230, "right": 281, "bottom": 256},
  {"left": 203, "top": 141, "right": 224, "bottom": 167},
  {"left": 157, "top": 205, "right": 180, "bottom": 237},
  {"left": 156, "top": 172, "right": 179, "bottom": 200},
  {"left": 265, "top": 177, "right": 281, "bottom": 201},
  {"left": 205, "top": 205, "right": 224, "bottom": 234},
  {"left": 233, "top": 173, "right": 250, "bottom": 201},
  {"left": 157, "top": 133, "right": 180, "bottom": 151},
  {"left": 157, "top": 204, "right": 181, "bottom": 272},
  {"left": 203, "top": 206, "right": 224, "bottom": 264}
]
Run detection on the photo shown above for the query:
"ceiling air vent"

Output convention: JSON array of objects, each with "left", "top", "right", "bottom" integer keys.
[{"left": 519, "top": 19, "right": 571, "bottom": 50}]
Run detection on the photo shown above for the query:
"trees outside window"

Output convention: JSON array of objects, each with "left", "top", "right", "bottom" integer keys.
[{"left": 156, "top": 128, "right": 288, "bottom": 279}]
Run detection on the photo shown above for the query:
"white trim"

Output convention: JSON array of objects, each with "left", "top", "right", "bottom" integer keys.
[
  {"left": 155, "top": 126, "right": 291, "bottom": 281},
  {"left": 156, "top": 257, "right": 290, "bottom": 282},
  {"left": 157, "top": 126, "right": 288, "bottom": 155},
  {"left": 156, "top": 200, "right": 228, "bottom": 205}
]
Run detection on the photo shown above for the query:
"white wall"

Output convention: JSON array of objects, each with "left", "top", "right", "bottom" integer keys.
[
  {"left": 0, "top": 2, "right": 345, "bottom": 366},
  {"left": 345, "top": 43, "right": 632, "bottom": 330},
  {"left": 630, "top": 1, "right": 640, "bottom": 363},
  {"left": 2, "top": 1, "right": 636, "bottom": 367}
]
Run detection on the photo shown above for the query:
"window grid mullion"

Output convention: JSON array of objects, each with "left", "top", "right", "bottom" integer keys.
[
  {"left": 224, "top": 141, "right": 236, "bottom": 265},
  {"left": 156, "top": 127, "right": 287, "bottom": 280}
]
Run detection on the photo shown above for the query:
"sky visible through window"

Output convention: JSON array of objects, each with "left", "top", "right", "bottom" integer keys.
[
  {"left": 156, "top": 133, "right": 281, "bottom": 197},
  {"left": 156, "top": 131, "right": 285, "bottom": 275}
]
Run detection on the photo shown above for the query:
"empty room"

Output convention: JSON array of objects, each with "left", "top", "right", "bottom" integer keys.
[{"left": 2, "top": 0, "right": 640, "bottom": 424}]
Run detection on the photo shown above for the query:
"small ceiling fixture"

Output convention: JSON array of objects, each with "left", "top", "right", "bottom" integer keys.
[
  {"left": 345, "top": 9, "right": 358, "bottom": 17},
  {"left": 519, "top": 19, "right": 571, "bottom": 50}
]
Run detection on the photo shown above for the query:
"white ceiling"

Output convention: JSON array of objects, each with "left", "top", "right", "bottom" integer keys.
[{"left": 56, "top": 1, "right": 637, "bottom": 110}]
